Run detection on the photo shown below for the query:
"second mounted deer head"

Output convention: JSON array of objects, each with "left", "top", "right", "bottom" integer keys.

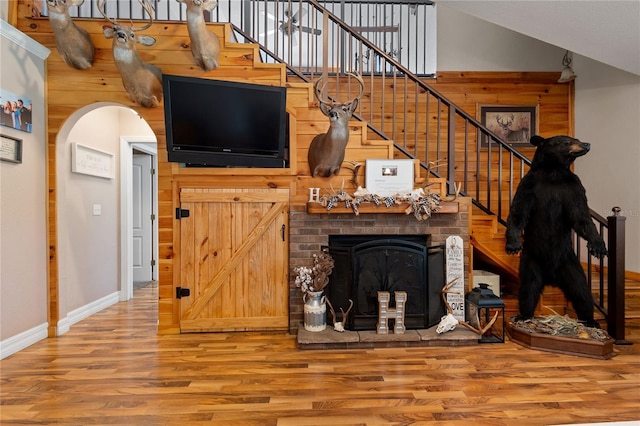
[
  {"left": 46, "top": 0, "right": 95, "bottom": 70},
  {"left": 308, "top": 72, "right": 365, "bottom": 178},
  {"left": 176, "top": 0, "right": 221, "bottom": 71},
  {"left": 98, "top": 0, "right": 163, "bottom": 108}
]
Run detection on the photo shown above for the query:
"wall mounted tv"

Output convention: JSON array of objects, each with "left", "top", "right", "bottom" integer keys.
[{"left": 163, "top": 74, "right": 288, "bottom": 168}]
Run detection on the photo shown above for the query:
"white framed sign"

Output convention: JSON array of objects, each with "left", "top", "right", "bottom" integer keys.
[
  {"left": 365, "top": 159, "right": 414, "bottom": 196},
  {"left": 445, "top": 235, "right": 465, "bottom": 321},
  {"left": 71, "top": 143, "right": 113, "bottom": 179}
]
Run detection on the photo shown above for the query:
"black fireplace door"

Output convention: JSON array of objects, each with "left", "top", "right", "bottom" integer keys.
[{"left": 350, "top": 240, "right": 428, "bottom": 330}]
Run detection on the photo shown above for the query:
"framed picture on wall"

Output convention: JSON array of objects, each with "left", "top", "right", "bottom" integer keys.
[
  {"left": 479, "top": 105, "right": 538, "bottom": 146},
  {"left": 71, "top": 143, "right": 114, "bottom": 179},
  {"left": 0, "top": 88, "right": 33, "bottom": 134},
  {"left": 0, "top": 134, "right": 23, "bottom": 164}
]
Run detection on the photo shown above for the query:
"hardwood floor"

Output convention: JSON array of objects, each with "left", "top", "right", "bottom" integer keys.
[{"left": 2, "top": 281, "right": 639, "bottom": 425}]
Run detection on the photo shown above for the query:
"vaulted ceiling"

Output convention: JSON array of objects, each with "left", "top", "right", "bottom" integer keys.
[{"left": 437, "top": 0, "right": 640, "bottom": 76}]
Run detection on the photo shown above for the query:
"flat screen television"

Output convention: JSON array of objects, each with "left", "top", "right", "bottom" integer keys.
[{"left": 162, "top": 74, "right": 288, "bottom": 168}]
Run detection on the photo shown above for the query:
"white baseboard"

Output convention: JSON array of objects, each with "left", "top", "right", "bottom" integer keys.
[
  {"left": 0, "top": 322, "right": 49, "bottom": 360},
  {"left": 56, "top": 291, "right": 120, "bottom": 336}
]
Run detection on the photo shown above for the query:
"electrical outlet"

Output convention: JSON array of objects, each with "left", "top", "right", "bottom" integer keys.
[{"left": 92, "top": 204, "right": 101, "bottom": 216}]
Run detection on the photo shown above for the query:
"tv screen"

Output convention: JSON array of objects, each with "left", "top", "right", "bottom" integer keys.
[{"left": 163, "top": 74, "right": 288, "bottom": 168}]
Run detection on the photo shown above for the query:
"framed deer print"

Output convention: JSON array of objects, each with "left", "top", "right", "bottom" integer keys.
[{"left": 479, "top": 105, "right": 538, "bottom": 147}]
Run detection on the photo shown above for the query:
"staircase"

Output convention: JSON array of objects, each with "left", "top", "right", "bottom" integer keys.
[
  {"left": 42, "top": 0, "right": 628, "bottom": 341},
  {"left": 471, "top": 214, "right": 518, "bottom": 282}
]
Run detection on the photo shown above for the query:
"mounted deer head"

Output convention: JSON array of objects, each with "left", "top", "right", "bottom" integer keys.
[
  {"left": 46, "top": 0, "right": 95, "bottom": 70},
  {"left": 176, "top": 0, "right": 221, "bottom": 71},
  {"left": 308, "top": 72, "right": 365, "bottom": 178},
  {"left": 98, "top": 0, "right": 163, "bottom": 108}
]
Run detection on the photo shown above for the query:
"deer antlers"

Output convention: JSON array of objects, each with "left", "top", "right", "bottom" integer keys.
[
  {"left": 326, "top": 298, "right": 353, "bottom": 332},
  {"left": 313, "top": 72, "right": 365, "bottom": 112},
  {"left": 98, "top": 0, "right": 154, "bottom": 32},
  {"left": 438, "top": 278, "right": 499, "bottom": 336}
]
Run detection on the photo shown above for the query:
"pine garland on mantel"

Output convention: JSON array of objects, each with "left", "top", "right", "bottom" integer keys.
[{"left": 317, "top": 187, "right": 441, "bottom": 221}]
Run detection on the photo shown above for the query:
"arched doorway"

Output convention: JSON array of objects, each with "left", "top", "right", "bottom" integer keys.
[{"left": 52, "top": 103, "right": 156, "bottom": 335}]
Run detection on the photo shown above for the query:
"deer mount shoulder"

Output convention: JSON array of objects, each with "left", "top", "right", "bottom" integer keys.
[
  {"left": 46, "top": 0, "right": 95, "bottom": 70},
  {"left": 308, "top": 72, "right": 365, "bottom": 178},
  {"left": 176, "top": 0, "right": 221, "bottom": 71},
  {"left": 98, "top": 0, "right": 163, "bottom": 108}
]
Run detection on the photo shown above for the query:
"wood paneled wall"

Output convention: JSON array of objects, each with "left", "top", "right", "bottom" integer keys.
[{"left": 15, "top": 3, "right": 570, "bottom": 335}]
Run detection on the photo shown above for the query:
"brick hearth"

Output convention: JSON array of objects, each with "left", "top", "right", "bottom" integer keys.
[
  {"left": 288, "top": 198, "right": 472, "bottom": 332},
  {"left": 296, "top": 324, "right": 479, "bottom": 350}
]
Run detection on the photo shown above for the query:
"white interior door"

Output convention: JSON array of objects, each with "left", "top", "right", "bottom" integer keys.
[{"left": 132, "top": 153, "right": 153, "bottom": 282}]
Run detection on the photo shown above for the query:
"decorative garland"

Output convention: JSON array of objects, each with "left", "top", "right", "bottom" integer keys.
[{"left": 317, "top": 187, "right": 441, "bottom": 221}]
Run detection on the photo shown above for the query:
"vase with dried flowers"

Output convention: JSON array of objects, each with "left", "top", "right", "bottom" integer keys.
[{"left": 294, "top": 249, "right": 335, "bottom": 332}]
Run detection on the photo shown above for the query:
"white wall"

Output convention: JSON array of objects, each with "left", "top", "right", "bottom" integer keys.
[
  {"left": 55, "top": 105, "right": 154, "bottom": 334},
  {"left": 573, "top": 57, "right": 640, "bottom": 273},
  {"left": 57, "top": 107, "right": 122, "bottom": 318},
  {"left": 437, "top": 4, "right": 565, "bottom": 72},
  {"left": 0, "top": 21, "right": 50, "bottom": 357}
]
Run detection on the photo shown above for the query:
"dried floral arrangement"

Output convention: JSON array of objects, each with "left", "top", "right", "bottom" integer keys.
[
  {"left": 318, "top": 186, "right": 441, "bottom": 221},
  {"left": 294, "top": 249, "right": 335, "bottom": 294}
]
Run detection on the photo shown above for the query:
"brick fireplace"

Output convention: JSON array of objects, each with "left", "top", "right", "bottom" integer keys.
[{"left": 288, "top": 199, "right": 471, "bottom": 332}]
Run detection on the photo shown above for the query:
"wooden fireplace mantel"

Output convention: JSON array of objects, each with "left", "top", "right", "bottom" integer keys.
[{"left": 305, "top": 200, "right": 459, "bottom": 215}]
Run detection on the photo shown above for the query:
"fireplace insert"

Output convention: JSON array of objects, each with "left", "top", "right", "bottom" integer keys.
[{"left": 326, "top": 235, "right": 446, "bottom": 331}]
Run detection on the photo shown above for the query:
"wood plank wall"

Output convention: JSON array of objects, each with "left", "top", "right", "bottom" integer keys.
[{"left": 14, "top": 3, "right": 571, "bottom": 335}]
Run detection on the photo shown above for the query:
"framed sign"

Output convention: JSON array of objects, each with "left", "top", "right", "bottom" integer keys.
[
  {"left": 71, "top": 143, "right": 114, "bottom": 179},
  {"left": 0, "top": 134, "right": 22, "bottom": 164},
  {"left": 365, "top": 159, "right": 414, "bottom": 196},
  {"left": 479, "top": 105, "right": 538, "bottom": 146}
]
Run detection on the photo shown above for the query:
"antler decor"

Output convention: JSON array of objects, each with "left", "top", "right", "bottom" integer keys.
[
  {"left": 436, "top": 278, "right": 499, "bottom": 336},
  {"left": 421, "top": 159, "right": 461, "bottom": 201},
  {"left": 308, "top": 72, "right": 365, "bottom": 178},
  {"left": 326, "top": 298, "right": 353, "bottom": 332},
  {"left": 344, "top": 160, "right": 362, "bottom": 188}
]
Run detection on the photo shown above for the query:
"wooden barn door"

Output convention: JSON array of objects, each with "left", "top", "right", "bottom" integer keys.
[{"left": 178, "top": 188, "right": 289, "bottom": 332}]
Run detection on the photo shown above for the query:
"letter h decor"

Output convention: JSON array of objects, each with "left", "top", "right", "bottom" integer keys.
[{"left": 376, "top": 291, "right": 407, "bottom": 334}]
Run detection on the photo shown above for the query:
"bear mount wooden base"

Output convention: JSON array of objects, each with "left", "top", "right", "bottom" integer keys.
[{"left": 506, "top": 320, "right": 616, "bottom": 359}]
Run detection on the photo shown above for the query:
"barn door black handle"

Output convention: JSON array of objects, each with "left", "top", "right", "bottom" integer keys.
[{"left": 281, "top": 224, "right": 286, "bottom": 241}]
